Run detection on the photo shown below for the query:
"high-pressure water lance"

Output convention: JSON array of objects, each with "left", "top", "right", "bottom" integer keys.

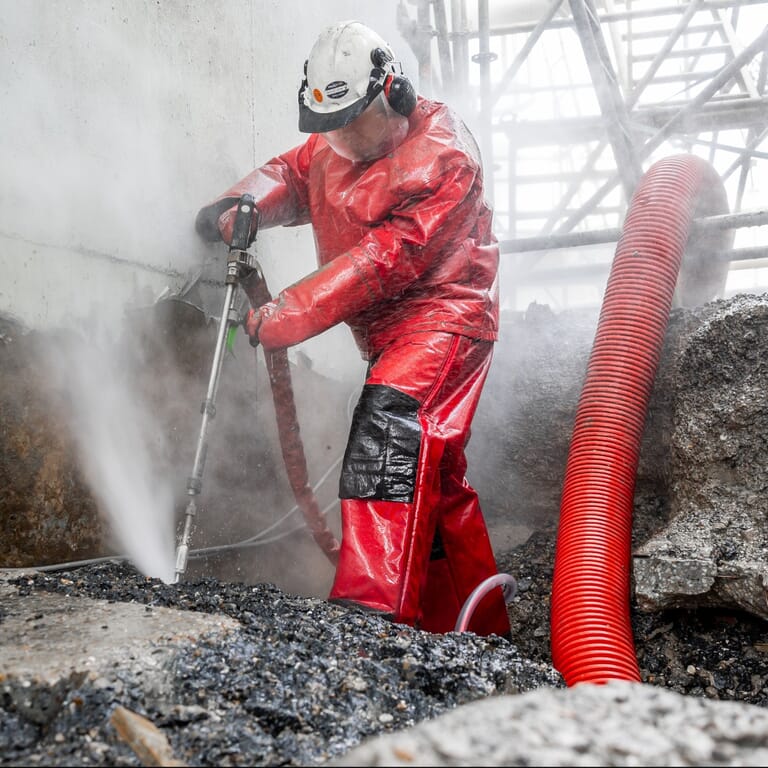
[
  {"left": 174, "top": 194, "right": 260, "bottom": 582},
  {"left": 173, "top": 194, "right": 340, "bottom": 584}
]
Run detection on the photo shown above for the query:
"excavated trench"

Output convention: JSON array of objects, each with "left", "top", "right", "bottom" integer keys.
[{"left": 3, "top": 293, "right": 768, "bottom": 765}]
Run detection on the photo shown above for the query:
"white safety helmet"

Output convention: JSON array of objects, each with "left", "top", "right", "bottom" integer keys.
[{"left": 298, "top": 20, "right": 416, "bottom": 134}]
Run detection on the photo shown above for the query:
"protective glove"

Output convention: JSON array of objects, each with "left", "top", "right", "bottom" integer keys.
[
  {"left": 244, "top": 301, "right": 284, "bottom": 350},
  {"left": 194, "top": 198, "right": 259, "bottom": 246},
  {"left": 219, "top": 204, "right": 261, "bottom": 248},
  {"left": 244, "top": 307, "right": 263, "bottom": 348},
  {"left": 195, "top": 198, "right": 235, "bottom": 243}
]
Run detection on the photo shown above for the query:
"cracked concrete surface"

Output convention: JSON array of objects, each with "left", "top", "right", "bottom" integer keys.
[{"left": 0, "top": 571, "right": 238, "bottom": 689}]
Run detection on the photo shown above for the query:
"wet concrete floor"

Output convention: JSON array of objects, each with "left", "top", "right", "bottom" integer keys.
[{"left": 0, "top": 569, "right": 238, "bottom": 687}]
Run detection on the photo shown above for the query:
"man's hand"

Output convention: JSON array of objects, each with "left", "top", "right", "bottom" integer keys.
[
  {"left": 194, "top": 197, "right": 242, "bottom": 244},
  {"left": 218, "top": 207, "right": 237, "bottom": 245},
  {"left": 244, "top": 307, "right": 263, "bottom": 348},
  {"left": 218, "top": 203, "right": 259, "bottom": 247}
]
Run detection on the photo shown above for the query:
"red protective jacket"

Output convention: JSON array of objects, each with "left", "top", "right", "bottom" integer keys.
[{"left": 196, "top": 96, "right": 499, "bottom": 361}]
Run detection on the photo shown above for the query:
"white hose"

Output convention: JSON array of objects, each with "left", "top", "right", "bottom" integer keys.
[{"left": 454, "top": 573, "right": 518, "bottom": 633}]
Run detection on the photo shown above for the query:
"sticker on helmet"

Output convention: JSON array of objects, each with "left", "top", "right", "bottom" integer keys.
[
  {"left": 313, "top": 88, "right": 324, "bottom": 103},
  {"left": 325, "top": 81, "right": 349, "bottom": 100}
]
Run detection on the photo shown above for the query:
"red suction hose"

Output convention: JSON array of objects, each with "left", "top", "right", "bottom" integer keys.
[
  {"left": 263, "top": 346, "right": 340, "bottom": 565},
  {"left": 550, "top": 154, "right": 729, "bottom": 685}
]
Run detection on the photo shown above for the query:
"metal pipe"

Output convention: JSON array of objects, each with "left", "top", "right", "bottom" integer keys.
[
  {"left": 174, "top": 280, "right": 238, "bottom": 581},
  {"left": 545, "top": 0, "right": 687, "bottom": 232},
  {"left": 473, "top": 0, "right": 495, "bottom": 186},
  {"left": 501, "top": 247, "right": 768, "bottom": 286},
  {"left": 450, "top": 0, "right": 470, "bottom": 97},
  {"left": 569, "top": 0, "right": 642, "bottom": 198},
  {"left": 628, "top": 0, "right": 705, "bottom": 101},
  {"left": 432, "top": 0, "right": 453, "bottom": 95},
  {"left": 500, "top": 209, "right": 768, "bottom": 253},
  {"left": 471, "top": 0, "right": 767, "bottom": 37}
]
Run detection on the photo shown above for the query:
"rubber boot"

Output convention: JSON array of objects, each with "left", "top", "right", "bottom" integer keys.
[
  {"left": 419, "top": 435, "right": 511, "bottom": 638},
  {"left": 419, "top": 482, "right": 511, "bottom": 638}
]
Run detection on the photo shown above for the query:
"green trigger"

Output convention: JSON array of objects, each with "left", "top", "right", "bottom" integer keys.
[{"left": 226, "top": 325, "right": 238, "bottom": 353}]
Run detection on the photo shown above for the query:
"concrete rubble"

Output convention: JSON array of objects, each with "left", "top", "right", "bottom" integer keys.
[
  {"left": 2, "top": 560, "right": 768, "bottom": 766},
  {"left": 0, "top": 564, "right": 563, "bottom": 766},
  {"left": 633, "top": 295, "right": 768, "bottom": 619},
  {"left": 331, "top": 680, "right": 768, "bottom": 767}
]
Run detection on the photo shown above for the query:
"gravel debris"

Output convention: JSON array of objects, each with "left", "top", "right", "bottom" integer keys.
[
  {"left": 499, "top": 522, "right": 768, "bottom": 708},
  {"left": 1, "top": 561, "right": 562, "bottom": 767},
  {"left": 3, "top": 519, "right": 768, "bottom": 767}
]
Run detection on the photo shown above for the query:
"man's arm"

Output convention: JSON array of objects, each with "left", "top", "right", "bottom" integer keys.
[
  {"left": 195, "top": 135, "right": 319, "bottom": 243},
  {"left": 255, "top": 161, "right": 482, "bottom": 350}
]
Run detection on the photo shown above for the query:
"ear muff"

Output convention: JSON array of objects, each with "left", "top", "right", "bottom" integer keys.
[
  {"left": 383, "top": 74, "right": 417, "bottom": 117},
  {"left": 371, "top": 47, "right": 416, "bottom": 117}
]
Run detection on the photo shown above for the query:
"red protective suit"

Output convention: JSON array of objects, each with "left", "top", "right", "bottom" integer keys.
[{"left": 197, "top": 97, "right": 510, "bottom": 637}]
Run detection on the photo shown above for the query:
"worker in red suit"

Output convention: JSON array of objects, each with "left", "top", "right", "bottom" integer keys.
[{"left": 196, "top": 20, "right": 510, "bottom": 638}]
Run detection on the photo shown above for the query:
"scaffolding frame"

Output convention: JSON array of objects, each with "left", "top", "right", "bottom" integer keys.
[{"left": 398, "top": 0, "right": 768, "bottom": 309}]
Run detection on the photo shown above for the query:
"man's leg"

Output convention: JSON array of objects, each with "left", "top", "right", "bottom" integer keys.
[
  {"left": 329, "top": 332, "right": 509, "bottom": 636},
  {"left": 416, "top": 337, "right": 510, "bottom": 637},
  {"left": 328, "top": 379, "right": 443, "bottom": 626},
  {"left": 419, "top": 454, "right": 511, "bottom": 637}
]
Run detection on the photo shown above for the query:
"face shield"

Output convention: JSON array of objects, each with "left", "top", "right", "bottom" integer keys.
[{"left": 323, "top": 93, "right": 410, "bottom": 164}]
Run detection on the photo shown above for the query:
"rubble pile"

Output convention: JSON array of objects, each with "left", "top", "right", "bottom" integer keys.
[{"left": 0, "top": 562, "right": 562, "bottom": 767}]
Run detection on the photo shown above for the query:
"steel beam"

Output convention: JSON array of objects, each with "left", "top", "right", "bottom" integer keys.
[
  {"left": 539, "top": 0, "right": 705, "bottom": 234},
  {"left": 568, "top": 0, "right": 643, "bottom": 198},
  {"left": 497, "top": 97, "right": 768, "bottom": 146},
  {"left": 488, "top": 0, "right": 564, "bottom": 109},
  {"left": 556, "top": 24, "right": 768, "bottom": 233},
  {"left": 479, "top": 0, "right": 767, "bottom": 37}
]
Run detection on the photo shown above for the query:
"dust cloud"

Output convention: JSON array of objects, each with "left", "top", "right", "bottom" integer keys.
[
  {"left": 42, "top": 320, "right": 176, "bottom": 583},
  {"left": 1, "top": 3, "right": 497, "bottom": 591}
]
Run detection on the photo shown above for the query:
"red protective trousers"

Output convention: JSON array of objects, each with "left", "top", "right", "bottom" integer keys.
[{"left": 329, "top": 331, "right": 511, "bottom": 638}]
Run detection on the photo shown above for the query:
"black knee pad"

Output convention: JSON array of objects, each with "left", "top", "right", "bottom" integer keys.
[{"left": 339, "top": 384, "right": 421, "bottom": 502}]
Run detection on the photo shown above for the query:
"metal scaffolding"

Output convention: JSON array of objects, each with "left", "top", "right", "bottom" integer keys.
[{"left": 398, "top": 0, "right": 768, "bottom": 310}]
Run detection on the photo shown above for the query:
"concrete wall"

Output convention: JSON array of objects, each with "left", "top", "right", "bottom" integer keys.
[{"left": 0, "top": 0, "right": 417, "bottom": 380}]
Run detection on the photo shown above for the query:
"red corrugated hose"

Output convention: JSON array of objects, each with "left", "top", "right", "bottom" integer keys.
[{"left": 550, "top": 154, "right": 729, "bottom": 685}]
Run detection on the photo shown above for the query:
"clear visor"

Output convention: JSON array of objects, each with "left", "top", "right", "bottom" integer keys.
[{"left": 323, "top": 93, "right": 409, "bottom": 163}]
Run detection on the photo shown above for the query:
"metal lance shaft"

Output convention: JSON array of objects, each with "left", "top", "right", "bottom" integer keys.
[
  {"left": 174, "top": 194, "right": 257, "bottom": 582},
  {"left": 173, "top": 280, "right": 236, "bottom": 581}
]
